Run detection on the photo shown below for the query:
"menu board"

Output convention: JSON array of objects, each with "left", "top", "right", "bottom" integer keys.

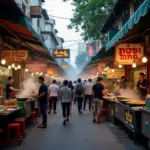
[
  {"left": 107, "top": 69, "right": 125, "bottom": 79},
  {"left": 25, "top": 61, "right": 47, "bottom": 73}
]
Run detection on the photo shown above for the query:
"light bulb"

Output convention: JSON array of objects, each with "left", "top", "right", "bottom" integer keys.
[
  {"left": 104, "top": 68, "right": 107, "bottom": 71},
  {"left": 25, "top": 69, "right": 28, "bottom": 72},
  {"left": 112, "top": 69, "right": 114, "bottom": 73},
  {"left": 15, "top": 67, "right": 18, "bottom": 70},
  {"left": 8, "top": 66, "right": 11, "bottom": 70},
  {"left": 104, "top": 72, "right": 107, "bottom": 74},
  {"left": 97, "top": 72, "right": 99, "bottom": 75},
  {"left": 142, "top": 56, "right": 147, "bottom": 63},
  {"left": 132, "top": 62, "right": 136, "bottom": 68},
  {"left": 17, "top": 65, "right": 21, "bottom": 69},
  {"left": 12, "top": 64, "right": 15, "bottom": 68},
  {"left": 118, "top": 64, "right": 122, "bottom": 68},
  {"left": 106, "top": 67, "right": 109, "bottom": 70},
  {"left": 36, "top": 72, "right": 39, "bottom": 75},
  {"left": 31, "top": 73, "right": 34, "bottom": 76},
  {"left": 1, "top": 59, "right": 6, "bottom": 65}
]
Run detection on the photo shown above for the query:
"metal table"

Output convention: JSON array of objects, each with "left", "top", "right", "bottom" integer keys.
[
  {"left": 0, "top": 108, "right": 21, "bottom": 129},
  {"left": 141, "top": 108, "right": 150, "bottom": 148},
  {"left": 103, "top": 98, "right": 116, "bottom": 123}
]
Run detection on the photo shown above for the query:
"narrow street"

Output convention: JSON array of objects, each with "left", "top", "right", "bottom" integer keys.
[{"left": 5, "top": 103, "right": 144, "bottom": 150}]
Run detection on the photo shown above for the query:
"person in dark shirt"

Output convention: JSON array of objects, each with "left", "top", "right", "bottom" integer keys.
[
  {"left": 38, "top": 76, "right": 48, "bottom": 128},
  {"left": 6, "top": 76, "right": 22, "bottom": 99},
  {"left": 136, "top": 73, "right": 148, "bottom": 99},
  {"left": 92, "top": 77, "right": 108, "bottom": 123}
]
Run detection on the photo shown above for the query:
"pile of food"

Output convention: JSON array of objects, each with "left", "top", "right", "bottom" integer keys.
[{"left": 3, "top": 99, "right": 18, "bottom": 108}]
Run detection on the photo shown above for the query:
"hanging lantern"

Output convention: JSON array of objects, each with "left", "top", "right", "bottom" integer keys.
[
  {"left": 132, "top": 61, "right": 137, "bottom": 68},
  {"left": 8, "top": 65, "right": 11, "bottom": 70},
  {"left": 1, "top": 59, "right": 6, "bottom": 65},
  {"left": 142, "top": 56, "right": 148, "bottom": 63},
  {"left": 118, "top": 64, "right": 123, "bottom": 68},
  {"left": 17, "top": 65, "right": 21, "bottom": 69},
  {"left": 25, "top": 69, "right": 28, "bottom": 72},
  {"left": 12, "top": 64, "right": 15, "bottom": 68}
]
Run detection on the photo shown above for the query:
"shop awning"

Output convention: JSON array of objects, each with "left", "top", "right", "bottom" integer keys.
[
  {"left": 0, "top": 0, "right": 49, "bottom": 54},
  {"left": 105, "top": 0, "right": 150, "bottom": 50}
]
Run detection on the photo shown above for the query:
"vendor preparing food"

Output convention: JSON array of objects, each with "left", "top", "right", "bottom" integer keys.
[
  {"left": 113, "top": 79, "right": 121, "bottom": 95},
  {"left": 136, "top": 73, "right": 148, "bottom": 99},
  {"left": 6, "top": 76, "right": 22, "bottom": 99}
]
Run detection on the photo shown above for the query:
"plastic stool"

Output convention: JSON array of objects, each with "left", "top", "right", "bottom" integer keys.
[
  {"left": 36, "top": 107, "right": 40, "bottom": 117},
  {"left": 100, "top": 109, "right": 109, "bottom": 121},
  {"left": 31, "top": 111, "right": 37, "bottom": 124},
  {"left": 7, "top": 123, "right": 21, "bottom": 145},
  {"left": 14, "top": 118, "right": 26, "bottom": 137}
]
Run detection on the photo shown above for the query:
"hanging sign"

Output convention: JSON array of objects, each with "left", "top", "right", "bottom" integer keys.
[
  {"left": 87, "top": 44, "right": 93, "bottom": 57},
  {"left": 53, "top": 49, "right": 70, "bottom": 58},
  {"left": 2, "top": 50, "right": 28, "bottom": 61},
  {"left": 107, "top": 69, "right": 125, "bottom": 79},
  {"left": 62, "top": 64, "right": 69, "bottom": 69},
  {"left": 115, "top": 44, "right": 144, "bottom": 65},
  {"left": 47, "top": 68, "right": 54, "bottom": 75},
  {"left": 25, "top": 61, "right": 47, "bottom": 73}
]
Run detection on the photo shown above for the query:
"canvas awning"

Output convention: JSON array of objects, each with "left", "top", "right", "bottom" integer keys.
[
  {"left": 105, "top": 0, "right": 150, "bottom": 50},
  {"left": 0, "top": 0, "right": 49, "bottom": 54}
]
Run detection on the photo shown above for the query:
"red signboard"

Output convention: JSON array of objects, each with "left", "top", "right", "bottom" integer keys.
[
  {"left": 115, "top": 44, "right": 144, "bottom": 65},
  {"left": 47, "top": 68, "right": 54, "bottom": 75},
  {"left": 25, "top": 61, "right": 47, "bottom": 73},
  {"left": 87, "top": 45, "right": 93, "bottom": 57}
]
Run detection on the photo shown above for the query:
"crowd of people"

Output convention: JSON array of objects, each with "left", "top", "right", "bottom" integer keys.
[
  {"left": 4, "top": 72, "right": 148, "bottom": 129},
  {"left": 37, "top": 76, "right": 109, "bottom": 128}
]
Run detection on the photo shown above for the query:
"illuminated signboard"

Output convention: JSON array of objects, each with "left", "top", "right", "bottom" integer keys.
[
  {"left": 107, "top": 69, "right": 125, "bottom": 79},
  {"left": 2, "top": 50, "right": 28, "bottom": 61},
  {"left": 115, "top": 44, "right": 144, "bottom": 65},
  {"left": 53, "top": 49, "right": 70, "bottom": 58},
  {"left": 62, "top": 64, "right": 69, "bottom": 69}
]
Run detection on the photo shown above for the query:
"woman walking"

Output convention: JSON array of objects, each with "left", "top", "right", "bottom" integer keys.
[{"left": 60, "top": 80, "right": 72, "bottom": 125}]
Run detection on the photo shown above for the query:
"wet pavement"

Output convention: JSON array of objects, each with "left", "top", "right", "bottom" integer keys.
[{"left": 4, "top": 103, "right": 145, "bottom": 150}]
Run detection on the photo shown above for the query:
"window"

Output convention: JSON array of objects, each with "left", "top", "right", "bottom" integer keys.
[
  {"left": 122, "top": 5, "right": 130, "bottom": 26},
  {"left": 134, "top": 0, "right": 145, "bottom": 11},
  {"left": 37, "top": 18, "right": 40, "bottom": 27}
]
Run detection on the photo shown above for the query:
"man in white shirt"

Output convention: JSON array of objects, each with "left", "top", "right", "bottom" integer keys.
[
  {"left": 48, "top": 80, "right": 59, "bottom": 114},
  {"left": 84, "top": 79, "right": 93, "bottom": 111}
]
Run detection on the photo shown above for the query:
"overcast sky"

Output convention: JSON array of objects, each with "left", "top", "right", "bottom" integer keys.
[{"left": 43, "top": 0, "right": 82, "bottom": 67}]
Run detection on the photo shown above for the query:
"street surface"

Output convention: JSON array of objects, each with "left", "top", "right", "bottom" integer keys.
[{"left": 5, "top": 103, "right": 144, "bottom": 150}]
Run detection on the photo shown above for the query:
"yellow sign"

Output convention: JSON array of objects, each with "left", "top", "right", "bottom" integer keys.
[
  {"left": 107, "top": 69, "right": 125, "bottom": 79},
  {"left": 115, "top": 44, "right": 144, "bottom": 65},
  {"left": 62, "top": 65, "right": 69, "bottom": 69},
  {"left": 125, "top": 112, "right": 133, "bottom": 123},
  {"left": 2, "top": 50, "right": 28, "bottom": 61},
  {"left": 53, "top": 49, "right": 70, "bottom": 58}
]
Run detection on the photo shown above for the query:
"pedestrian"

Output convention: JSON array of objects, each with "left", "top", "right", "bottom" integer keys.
[
  {"left": 60, "top": 80, "right": 72, "bottom": 125},
  {"left": 48, "top": 79, "right": 59, "bottom": 114},
  {"left": 73, "top": 81, "right": 77, "bottom": 104},
  {"left": 68, "top": 81, "right": 74, "bottom": 114},
  {"left": 92, "top": 77, "right": 108, "bottom": 123},
  {"left": 38, "top": 76, "right": 48, "bottom": 128},
  {"left": 75, "top": 78, "right": 85, "bottom": 114},
  {"left": 84, "top": 78, "right": 93, "bottom": 111}
]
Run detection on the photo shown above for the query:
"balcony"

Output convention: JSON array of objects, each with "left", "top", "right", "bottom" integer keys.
[{"left": 30, "top": 6, "right": 42, "bottom": 18}]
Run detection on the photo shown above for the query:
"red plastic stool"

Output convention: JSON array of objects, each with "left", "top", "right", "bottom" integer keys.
[
  {"left": 31, "top": 111, "right": 37, "bottom": 124},
  {"left": 36, "top": 107, "right": 40, "bottom": 117},
  {"left": 0, "top": 129, "right": 4, "bottom": 148},
  {"left": 14, "top": 118, "right": 26, "bottom": 137},
  {"left": 99, "top": 109, "right": 109, "bottom": 121},
  {"left": 7, "top": 123, "right": 21, "bottom": 145}
]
